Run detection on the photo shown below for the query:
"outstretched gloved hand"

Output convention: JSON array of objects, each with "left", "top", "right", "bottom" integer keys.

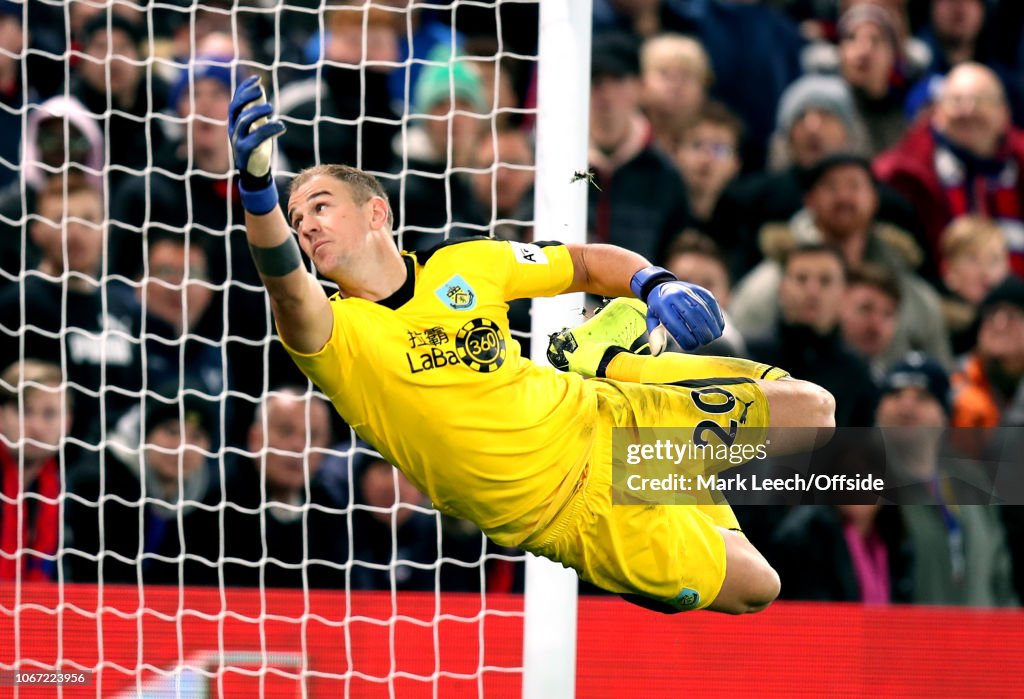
[
  {"left": 228, "top": 75, "right": 287, "bottom": 215},
  {"left": 630, "top": 266, "right": 725, "bottom": 353}
]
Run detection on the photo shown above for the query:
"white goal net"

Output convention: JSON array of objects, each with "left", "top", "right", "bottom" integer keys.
[{"left": 0, "top": 0, "right": 556, "bottom": 695}]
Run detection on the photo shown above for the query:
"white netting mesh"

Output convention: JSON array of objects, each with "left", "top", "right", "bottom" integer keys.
[{"left": 0, "top": 1, "right": 540, "bottom": 694}]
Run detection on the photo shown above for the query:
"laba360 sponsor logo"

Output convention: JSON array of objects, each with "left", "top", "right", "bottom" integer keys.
[
  {"left": 405, "top": 325, "right": 459, "bottom": 374},
  {"left": 404, "top": 319, "right": 506, "bottom": 374}
]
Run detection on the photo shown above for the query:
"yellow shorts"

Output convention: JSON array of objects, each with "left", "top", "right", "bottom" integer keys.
[{"left": 522, "top": 377, "right": 771, "bottom": 611}]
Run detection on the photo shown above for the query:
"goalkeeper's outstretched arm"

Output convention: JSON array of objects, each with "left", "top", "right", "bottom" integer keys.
[
  {"left": 229, "top": 76, "right": 332, "bottom": 355},
  {"left": 564, "top": 243, "right": 728, "bottom": 352}
]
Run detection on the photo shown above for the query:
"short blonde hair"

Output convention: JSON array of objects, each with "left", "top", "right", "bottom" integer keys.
[
  {"left": 0, "top": 360, "right": 65, "bottom": 407},
  {"left": 288, "top": 163, "right": 394, "bottom": 229},
  {"left": 941, "top": 215, "right": 1006, "bottom": 261},
  {"left": 641, "top": 33, "right": 713, "bottom": 87}
]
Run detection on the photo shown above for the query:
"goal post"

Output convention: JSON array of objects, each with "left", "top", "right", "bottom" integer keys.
[{"left": 523, "top": 0, "right": 593, "bottom": 697}]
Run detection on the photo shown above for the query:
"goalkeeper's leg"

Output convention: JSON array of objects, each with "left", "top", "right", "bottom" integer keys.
[
  {"left": 547, "top": 297, "right": 789, "bottom": 383},
  {"left": 548, "top": 298, "right": 835, "bottom": 529},
  {"left": 547, "top": 297, "right": 834, "bottom": 453}
]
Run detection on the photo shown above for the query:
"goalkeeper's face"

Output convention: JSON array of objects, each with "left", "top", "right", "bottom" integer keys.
[{"left": 288, "top": 175, "right": 392, "bottom": 281}]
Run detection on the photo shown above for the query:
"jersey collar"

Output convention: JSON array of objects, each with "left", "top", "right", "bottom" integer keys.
[{"left": 375, "top": 255, "right": 416, "bottom": 310}]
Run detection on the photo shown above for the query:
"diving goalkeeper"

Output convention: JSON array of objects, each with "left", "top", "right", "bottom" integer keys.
[{"left": 229, "top": 77, "right": 836, "bottom": 614}]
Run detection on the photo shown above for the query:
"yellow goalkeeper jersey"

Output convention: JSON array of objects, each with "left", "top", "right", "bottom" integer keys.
[{"left": 281, "top": 238, "right": 594, "bottom": 546}]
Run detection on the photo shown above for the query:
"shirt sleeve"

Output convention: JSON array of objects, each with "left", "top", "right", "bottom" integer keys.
[
  {"left": 500, "top": 240, "right": 575, "bottom": 300},
  {"left": 275, "top": 296, "right": 349, "bottom": 402}
]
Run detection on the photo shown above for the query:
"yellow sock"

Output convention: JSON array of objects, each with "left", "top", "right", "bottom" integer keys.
[{"left": 604, "top": 351, "right": 789, "bottom": 384}]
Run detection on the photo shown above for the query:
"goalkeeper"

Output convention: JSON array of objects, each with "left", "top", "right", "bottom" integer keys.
[{"left": 229, "top": 77, "right": 836, "bottom": 614}]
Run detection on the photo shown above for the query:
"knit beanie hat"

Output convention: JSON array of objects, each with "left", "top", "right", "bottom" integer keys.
[
  {"left": 776, "top": 74, "right": 858, "bottom": 135},
  {"left": 413, "top": 47, "right": 485, "bottom": 114},
  {"left": 169, "top": 56, "right": 237, "bottom": 109},
  {"left": 880, "top": 352, "right": 951, "bottom": 415},
  {"left": 838, "top": 4, "right": 901, "bottom": 59}
]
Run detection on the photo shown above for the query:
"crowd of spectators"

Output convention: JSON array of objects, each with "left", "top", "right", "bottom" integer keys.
[{"left": 1, "top": 0, "right": 1023, "bottom": 608}]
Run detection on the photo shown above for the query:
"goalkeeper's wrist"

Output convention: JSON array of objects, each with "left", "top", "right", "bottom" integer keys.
[
  {"left": 630, "top": 266, "right": 677, "bottom": 303},
  {"left": 238, "top": 172, "right": 279, "bottom": 216}
]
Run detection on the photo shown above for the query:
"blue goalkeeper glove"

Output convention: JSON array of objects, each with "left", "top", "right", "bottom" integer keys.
[
  {"left": 228, "top": 75, "right": 287, "bottom": 215},
  {"left": 630, "top": 266, "right": 725, "bottom": 352}
]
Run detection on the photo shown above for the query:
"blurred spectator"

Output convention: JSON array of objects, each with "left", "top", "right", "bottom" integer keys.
[
  {"left": 193, "top": 30, "right": 249, "bottom": 62},
  {"left": 854, "top": 0, "right": 916, "bottom": 44},
  {"left": 712, "top": 74, "right": 921, "bottom": 279},
  {"left": 350, "top": 451, "right": 489, "bottom": 592},
  {"left": 139, "top": 230, "right": 226, "bottom": 400},
  {"left": 471, "top": 127, "right": 534, "bottom": 242},
  {"left": 0, "top": 95, "right": 103, "bottom": 288},
  {"left": 906, "top": 0, "right": 1024, "bottom": 125},
  {"left": 67, "top": 0, "right": 143, "bottom": 45},
  {"left": 387, "top": 1, "right": 467, "bottom": 105},
  {"left": 111, "top": 57, "right": 295, "bottom": 444},
  {"left": 175, "top": 388, "right": 348, "bottom": 588},
  {"left": 302, "top": 1, "right": 465, "bottom": 108},
  {"left": 665, "top": 230, "right": 732, "bottom": 309},
  {"left": 15, "top": 3, "right": 70, "bottom": 100},
  {"left": 640, "top": 33, "right": 711, "bottom": 157},
  {"left": 798, "top": 0, "right": 930, "bottom": 75},
  {"left": 65, "top": 386, "right": 219, "bottom": 585},
  {"left": 772, "top": 503, "right": 914, "bottom": 603},
  {"left": 593, "top": 0, "right": 664, "bottom": 38},
  {"left": 351, "top": 451, "right": 436, "bottom": 590},
  {"left": 587, "top": 32, "right": 688, "bottom": 263},
  {"left": 840, "top": 262, "right": 903, "bottom": 380},
  {"left": 278, "top": 3, "right": 400, "bottom": 175},
  {"left": 951, "top": 277, "right": 1024, "bottom": 431},
  {"left": 836, "top": 4, "right": 910, "bottom": 155},
  {"left": 770, "top": 74, "right": 865, "bottom": 172},
  {"left": 111, "top": 56, "right": 241, "bottom": 280},
  {"left": 463, "top": 36, "right": 523, "bottom": 132},
  {"left": 70, "top": 14, "right": 169, "bottom": 193},
  {"left": 732, "top": 153, "right": 953, "bottom": 368},
  {"left": 875, "top": 62, "right": 1024, "bottom": 277},
  {"left": 746, "top": 243, "right": 879, "bottom": 427},
  {"left": 0, "top": 2, "right": 30, "bottom": 190},
  {"left": 715, "top": 74, "right": 860, "bottom": 277},
  {"left": 921, "top": 0, "right": 986, "bottom": 68},
  {"left": 664, "top": 230, "right": 745, "bottom": 356},
  {"left": 0, "top": 360, "right": 68, "bottom": 582},
  {"left": 939, "top": 216, "right": 1011, "bottom": 355},
  {"left": 660, "top": 0, "right": 806, "bottom": 172},
  {"left": 385, "top": 47, "right": 489, "bottom": 251},
  {"left": 18, "top": 95, "right": 105, "bottom": 185},
  {"left": 876, "top": 354, "right": 1017, "bottom": 606},
  {"left": 148, "top": 9, "right": 258, "bottom": 89},
  {"left": 0, "top": 177, "right": 142, "bottom": 445},
  {"left": 675, "top": 101, "right": 743, "bottom": 231},
  {"left": 23, "top": 2, "right": 148, "bottom": 101}
]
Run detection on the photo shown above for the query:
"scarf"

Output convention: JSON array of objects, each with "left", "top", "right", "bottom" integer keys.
[
  {"left": 0, "top": 444, "right": 61, "bottom": 581},
  {"left": 934, "top": 127, "right": 1022, "bottom": 222},
  {"left": 933, "top": 129, "right": 1024, "bottom": 275}
]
